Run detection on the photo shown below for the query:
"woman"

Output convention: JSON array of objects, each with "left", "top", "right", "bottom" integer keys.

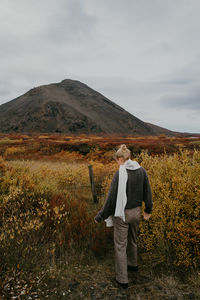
[{"left": 94, "top": 144, "right": 153, "bottom": 289}]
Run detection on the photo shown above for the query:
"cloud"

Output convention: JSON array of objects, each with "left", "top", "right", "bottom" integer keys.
[
  {"left": 42, "top": 0, "right": 97, "bottom": 45},
  {"left": 161, "top": 91, "right": 200, "bottom": 111},
  {"left": 157, "top": 62, "right": 200, "bottom": 113},
  {"left": 0, "top": 0, "right": 200, "bottom": 132}
]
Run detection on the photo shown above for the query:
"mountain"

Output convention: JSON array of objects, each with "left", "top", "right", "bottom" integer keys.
[
  {"left": 0, "top": 79, "right": 165, "bottom": 135},
  {"left": 146, "top": 123, "right": 200, "bottom": 137},
  {"left": 146, "top": 123, "right": 178, "bottom": 136}
]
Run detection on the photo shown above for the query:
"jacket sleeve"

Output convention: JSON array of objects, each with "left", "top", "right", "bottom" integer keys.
[
  {"left": 95, "top": 170, "right": 119, "bottom": 222},
  {"left": 143, "top": 169, "right": 153, "bottom": 214}
]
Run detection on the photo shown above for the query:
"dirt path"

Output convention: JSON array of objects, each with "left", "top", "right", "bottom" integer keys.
[{"left": 2, "top": 258, "right": 200, "bottom": 300}]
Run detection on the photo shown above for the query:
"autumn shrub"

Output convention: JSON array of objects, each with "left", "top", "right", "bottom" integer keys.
[
  {"left": 137, "top": 149, "right": 200, "bottom": 268},
  {"left": 91, "top": 161, "right": 117, "bottom": 197},
  {"left": 0, "top": 187, "right": 51, "bottom": 271},
  {"left": 51, "top": 150, "right": 84, "bottom": 162},
  {"left": 100, "top": 149, "right": 200, "bottom": 268},
  {"left": 0, "top": 149, "right": 199, "bottom": 277},
  {"left": 0, "top": 158, "right": 113, "bottom": 275},
  {"left": 0, "top": 155, "right": 6, "bottom": 176},
  {"left": 4, "top": 146, "right": 26, "bottom": 158}
]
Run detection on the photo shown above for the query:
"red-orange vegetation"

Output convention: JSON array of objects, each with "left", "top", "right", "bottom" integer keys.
[{"left": 0, "top": 133, "right": 199, "bottom": 162}]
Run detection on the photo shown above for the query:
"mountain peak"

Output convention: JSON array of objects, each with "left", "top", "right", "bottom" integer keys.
[{"left": 0, "top": 79, "right": 158, "bottom": 135}]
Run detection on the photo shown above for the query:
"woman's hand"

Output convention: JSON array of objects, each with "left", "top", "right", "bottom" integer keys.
[
  {"left": 143, "top": 212, "right": 151, "bottom": 220},
  {"left": 94, "top": 217, "right": 98, "bottom": 223}
]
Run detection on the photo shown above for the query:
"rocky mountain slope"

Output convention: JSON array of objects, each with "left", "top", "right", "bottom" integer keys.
[{"left": 0, "top": 79, "right": 169, "bottom": 135}]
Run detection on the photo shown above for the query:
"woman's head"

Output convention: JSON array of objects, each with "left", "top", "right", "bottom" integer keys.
[{"left": 115, "top": 144, "right": 131, "bottom": 164}]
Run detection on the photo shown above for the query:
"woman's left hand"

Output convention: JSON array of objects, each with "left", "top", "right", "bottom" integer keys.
[{"left": 143, "top": 212, "right": 151, "bottom": 220}]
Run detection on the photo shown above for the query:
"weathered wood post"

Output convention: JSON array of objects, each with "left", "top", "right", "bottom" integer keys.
[{"left": 88, "top": 165, "right": 98, "bottom": 203}]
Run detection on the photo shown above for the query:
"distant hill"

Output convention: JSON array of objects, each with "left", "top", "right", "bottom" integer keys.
[
  {"left": 146, "top": 123, "right": 200, "bottom": 137},
  {"left": 146, "top": 123, "right": 179, "bottom": 136},
  {"left": 0, "top": 79, "right": 182, "bottom": 136}
]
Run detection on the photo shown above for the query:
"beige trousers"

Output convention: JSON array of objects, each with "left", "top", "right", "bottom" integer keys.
[{"left": 113, "top": 206, "right": 141, "bottom": 283}]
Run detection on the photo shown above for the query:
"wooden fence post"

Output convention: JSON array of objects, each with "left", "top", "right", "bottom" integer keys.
[{"left": 88, "top": 165, "right": 98, "bottom": 203}]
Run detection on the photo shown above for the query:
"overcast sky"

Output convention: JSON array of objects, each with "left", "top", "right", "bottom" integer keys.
[{"left": 1, "top": 0, "right": 200, "bottom": 133}]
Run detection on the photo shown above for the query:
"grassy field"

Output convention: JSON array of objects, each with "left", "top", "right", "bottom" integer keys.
[
  {"left": 0, "top": 135, "right": 200, "bottom": 299},
  {"left": 0, "top": 133, "right": 200, "bottom": 162}
]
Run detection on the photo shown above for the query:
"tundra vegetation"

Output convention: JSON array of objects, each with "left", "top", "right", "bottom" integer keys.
[{"left": 0, "top": 133, "right": 200, "bottom": 299}]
